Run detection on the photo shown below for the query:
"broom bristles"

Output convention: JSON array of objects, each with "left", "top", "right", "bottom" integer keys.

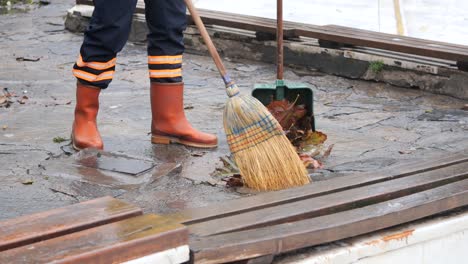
[{"left": 224, "top": 93, "right": 310, "bottom": 191}]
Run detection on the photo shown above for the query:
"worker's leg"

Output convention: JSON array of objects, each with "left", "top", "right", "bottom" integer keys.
[
  {"left": 73, "top": 0, "right": 138, "bottom": 89},
  {"left": 71, "top": 0, "right": 137, "bottom": 150},
  {"left": 145, "top": 0, "right": 217, "bottom": 148}
]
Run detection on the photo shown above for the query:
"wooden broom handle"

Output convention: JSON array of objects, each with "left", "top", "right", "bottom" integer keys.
[
  {"left": 277, "top": 0, "right": 284, "bottom": 80},
  {"left": 185, "top": 0, "right": 232, "bottom": 86}
]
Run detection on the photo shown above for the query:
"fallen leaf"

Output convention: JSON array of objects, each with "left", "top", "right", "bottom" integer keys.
[
  {"left": 267, "top": 97, "right": 307, "bottom": 129},
  {"left": 53, "top": 136, "right": 67, "bottom": 143},
  {"left": 299, "top": 154, "right": 323, "bottom": 169},
  {"left": 46, "top": 100, "right": 72, "bottom": 107},
  {"left": 201, "top": 180, "right": 218, "bottom": 187},
  {"left": 16, "top": 57, "right": 40, "bottom": 62},
  {"left": 300, "top": 144, "right": 322, "bottom": 158},
  {"left": 17, "top": 95, "right": 28, "bottom": 104},
  {"left": 303, "top": 131, "right": 327, "bottom": 146},
  {"left": 322, "top": 144, "right": 335, "bottom": 158},
  {"left": 224, "top": 174, "right": 244, "bottom": 188},
  {"left": 214, "top": 156, "right": 242, "bottom": 188},
  {"left": 462, "top": 104, "right": 468, "bottom": 111},
  {"left": 22, "top": 180, "right": 34, "bottom": 185},
  {"left": 191, "top": 152, "right": 206, "bottom": 157},
  {"left": 2, "top": 125, "right": 7, "bottom": 130},
  {"left": 399, "top": 150, "right": 412, "bottom": 155}
]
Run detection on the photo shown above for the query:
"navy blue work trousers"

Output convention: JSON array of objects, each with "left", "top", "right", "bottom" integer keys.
[{"left": 73, "top": 0, "right": 187, "bottom": 88}]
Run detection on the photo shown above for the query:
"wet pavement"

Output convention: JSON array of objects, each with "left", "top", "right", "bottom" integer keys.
[{"left": 0, "top": 0, "right": 467, "bottom": 222}]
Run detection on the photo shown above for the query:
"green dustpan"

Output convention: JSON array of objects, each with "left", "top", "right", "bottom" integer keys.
[
  {"left": 252, "top": 0, "right": 315, "bottom": 131},
  {"left": 253, "top": 80, "right": 315, "bottom": 131}
]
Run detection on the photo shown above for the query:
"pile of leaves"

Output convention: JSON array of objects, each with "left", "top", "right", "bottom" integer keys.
[
  {"left": 266, "top": 97, "right": 332, "bottom": 169},
  {"left": 0, "top": 87, "right": 28, "bottom": 108}
]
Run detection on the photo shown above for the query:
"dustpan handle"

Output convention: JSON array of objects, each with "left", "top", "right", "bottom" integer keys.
[{"left": 277, "top": 0, "right": 284, "bottom": 81}]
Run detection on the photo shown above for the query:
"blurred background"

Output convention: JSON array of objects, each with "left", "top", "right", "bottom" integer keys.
[{"left": 194, "top": 0, "right": 468, "bottom": 45}]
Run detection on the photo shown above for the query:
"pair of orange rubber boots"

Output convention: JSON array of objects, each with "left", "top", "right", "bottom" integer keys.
[{"left": 71, "top": 82, "right": 217, "bottom": 150}]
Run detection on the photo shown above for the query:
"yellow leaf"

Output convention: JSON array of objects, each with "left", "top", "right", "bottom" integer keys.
[{"left": 303, "top": 131, "right": 327, "bottom": 146}]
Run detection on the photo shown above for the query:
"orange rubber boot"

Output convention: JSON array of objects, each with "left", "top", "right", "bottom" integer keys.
[
  {"left": 150, "top": 82, "right": 218, "bottom": 148},
  {"left": 71, "top": 82, "right": 103, "bottom": 150}
]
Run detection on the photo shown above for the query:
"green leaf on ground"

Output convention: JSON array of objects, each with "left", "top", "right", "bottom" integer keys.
[{"left": 53, "top": 136, "right": 67, "bottom": 143}]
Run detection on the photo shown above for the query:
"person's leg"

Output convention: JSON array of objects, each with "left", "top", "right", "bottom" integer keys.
[
  {"left": 71, "top": 0, "right": 137, "bottom": 150},
  {"left": 145, "top": 0, "right": 217, "bottom": 148},
  {"left": 74, "top": 0, "right": 138, "bottom": 88}
]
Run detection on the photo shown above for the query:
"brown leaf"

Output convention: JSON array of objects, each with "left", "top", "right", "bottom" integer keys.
[
  {"left": 266, "top": 98, "right": 307, "bottom": 129},
  {"left": 224, "top": 175, "right": 244, "bottom": 188},
  {"left": 17, "top": 95, "right": 28, "bottom": 104},
  {"left": 0, "top": 95, "right": 12, "bottom": 108},
  {"left": 299, "top": 154, "right": 323, "bottom": 169}
]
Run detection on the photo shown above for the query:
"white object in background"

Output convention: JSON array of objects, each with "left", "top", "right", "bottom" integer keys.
[{"left": 121, "top": 245, "right": 190, "bottom": 264}]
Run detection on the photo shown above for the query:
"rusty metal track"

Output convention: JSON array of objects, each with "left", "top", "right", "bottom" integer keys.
[{"left": 177, "top": 153, "right": 468, "bottom": 263}]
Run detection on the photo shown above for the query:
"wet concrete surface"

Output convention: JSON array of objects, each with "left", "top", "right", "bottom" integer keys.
[{"left": 0, "top": 0, "right": 467, "bottom": 221}]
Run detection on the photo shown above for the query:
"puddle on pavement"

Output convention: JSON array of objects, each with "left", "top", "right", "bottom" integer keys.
[
  {"left": 0, "top": 0, "right": 46, "bottom": 15},
  {"left": 75, "top": 149, "right": 155, "bottom": 176},
  {"left": 42, "top": 148, "right": 180, "bottom": 191},
  {"left": 418, "top": 109, "right": 468, "bottom": 122}
]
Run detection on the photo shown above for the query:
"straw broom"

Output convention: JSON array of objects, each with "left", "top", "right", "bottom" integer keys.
[{"left": 185, "top": 0, "right": 310, "bottom": 191}]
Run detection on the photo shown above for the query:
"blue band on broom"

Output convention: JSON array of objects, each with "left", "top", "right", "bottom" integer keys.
[{"left": 185, "top": 0, "right": 310, "bottom": 191}]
